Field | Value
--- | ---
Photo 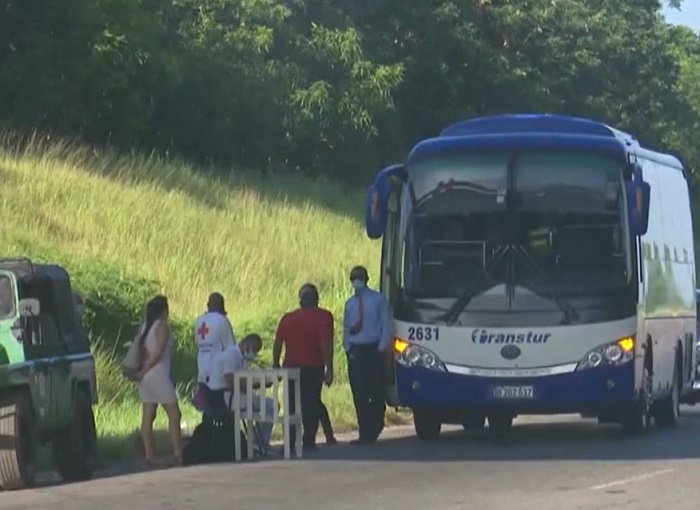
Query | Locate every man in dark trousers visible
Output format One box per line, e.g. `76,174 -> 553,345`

273,284 -> 333,451
298,283 -> 337,445
343,266 -> 393,445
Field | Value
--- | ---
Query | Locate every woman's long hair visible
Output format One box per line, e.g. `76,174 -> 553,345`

139,295 -> 169,345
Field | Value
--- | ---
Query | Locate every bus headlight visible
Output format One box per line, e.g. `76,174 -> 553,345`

393,338 -> 446,372
576,336 -> 635,371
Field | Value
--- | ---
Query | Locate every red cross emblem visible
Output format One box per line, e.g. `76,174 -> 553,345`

197,322 -> 209,340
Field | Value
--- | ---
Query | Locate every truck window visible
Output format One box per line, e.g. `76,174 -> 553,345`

0,275 -> 14,319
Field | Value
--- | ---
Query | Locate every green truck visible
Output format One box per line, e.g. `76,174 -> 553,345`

0,258 -> 97,490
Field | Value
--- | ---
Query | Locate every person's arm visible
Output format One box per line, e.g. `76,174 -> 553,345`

272,316 -> 285,368
140,321 -> 168,373
222,348 -> 259,392
327,311 -> 335,373
342,299 -> 352,353
319,317 -> 332,379
223,318 -> 236,349
224,371 -> 252,392
272,338 -> 283,369
377,293 -> 393,352
225,369 -> 266,390
318,318 -> 333,371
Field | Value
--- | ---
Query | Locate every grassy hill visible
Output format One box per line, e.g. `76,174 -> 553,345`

0,132 -> 405,463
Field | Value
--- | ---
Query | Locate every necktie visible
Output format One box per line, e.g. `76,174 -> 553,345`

351,294 -> 364,334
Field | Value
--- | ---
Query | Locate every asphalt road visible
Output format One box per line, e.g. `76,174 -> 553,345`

4,406 -> 700,510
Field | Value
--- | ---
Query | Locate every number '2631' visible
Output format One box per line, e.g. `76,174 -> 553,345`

407,326 -> 440,341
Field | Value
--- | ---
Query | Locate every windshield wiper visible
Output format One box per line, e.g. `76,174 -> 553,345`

441,246 -> 509,325
416,181 -> 497,207
510,246 -> 580,325
441,244 -> 581,326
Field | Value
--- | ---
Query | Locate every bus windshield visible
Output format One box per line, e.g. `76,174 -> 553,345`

398,151 -> 636,327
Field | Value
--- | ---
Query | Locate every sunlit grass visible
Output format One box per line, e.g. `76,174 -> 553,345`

0,131 -> 406,464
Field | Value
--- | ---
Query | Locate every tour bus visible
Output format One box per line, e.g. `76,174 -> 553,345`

365,114 -> 697,439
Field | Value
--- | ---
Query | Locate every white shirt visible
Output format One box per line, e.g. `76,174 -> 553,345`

211,345 -> 275,419
209,344 -> 246,390
194,311 -> 236,384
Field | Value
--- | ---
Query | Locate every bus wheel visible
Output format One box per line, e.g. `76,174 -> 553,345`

622,366 -> 652,436
654,355 -> 681,429
413,409 -> 441,440
462,415 -> 486,432
487,413 -> 513,437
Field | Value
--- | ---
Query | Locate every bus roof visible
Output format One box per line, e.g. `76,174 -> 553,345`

406,114 -> 683,171
440,114 -> 628,138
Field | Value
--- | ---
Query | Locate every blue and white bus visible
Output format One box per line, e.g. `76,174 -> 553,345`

365,114 -> 697,438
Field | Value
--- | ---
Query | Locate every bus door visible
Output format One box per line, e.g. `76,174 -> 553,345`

379,177 -> 405,406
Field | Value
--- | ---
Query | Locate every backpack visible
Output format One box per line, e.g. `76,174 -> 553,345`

182,419 -> 248,466
182,386 -> 248,466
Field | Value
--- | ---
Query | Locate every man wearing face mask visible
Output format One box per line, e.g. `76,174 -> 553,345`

273,284 -> 332,451
211,333 -> 275,451
343,266 -> 393,445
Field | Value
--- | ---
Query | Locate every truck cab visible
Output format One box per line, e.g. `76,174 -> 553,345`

0,258 -> 97,490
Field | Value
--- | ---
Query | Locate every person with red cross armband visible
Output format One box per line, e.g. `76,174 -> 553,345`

194,292 -> 236,388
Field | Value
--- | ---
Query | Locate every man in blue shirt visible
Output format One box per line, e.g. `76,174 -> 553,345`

343,265 -> 393,445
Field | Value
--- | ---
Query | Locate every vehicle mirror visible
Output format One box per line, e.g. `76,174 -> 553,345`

18,298 -> 40,317
625,164 -> 650,237
365,164 -> 407,239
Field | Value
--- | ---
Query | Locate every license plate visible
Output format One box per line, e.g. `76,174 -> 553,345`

493,385 -> 534,399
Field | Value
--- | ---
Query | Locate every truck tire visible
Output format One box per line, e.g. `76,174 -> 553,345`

0,392 -> 37,490
413,409 -> 441,440
622,365 -> 652,436
52,388 -> 97,482
654,354 -> 681,429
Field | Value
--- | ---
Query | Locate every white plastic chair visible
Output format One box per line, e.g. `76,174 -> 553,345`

232,368 -> 303,460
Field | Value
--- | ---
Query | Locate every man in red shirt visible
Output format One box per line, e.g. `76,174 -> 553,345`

273,284 -> 332,450
299,283 -> 337,445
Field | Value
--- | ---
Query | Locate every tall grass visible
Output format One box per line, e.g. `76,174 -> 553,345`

0,131 -> 404,463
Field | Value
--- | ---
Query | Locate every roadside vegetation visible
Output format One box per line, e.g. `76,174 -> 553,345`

0,135 -> 408,464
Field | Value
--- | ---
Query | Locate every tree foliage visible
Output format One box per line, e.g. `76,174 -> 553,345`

0,0 -> 699,183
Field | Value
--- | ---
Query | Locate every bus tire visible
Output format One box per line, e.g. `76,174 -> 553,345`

462,415 -> 486,432
654,353 -> 681,429
622,365 -> 652,436
413,409 -> 441,440
0,391 -> 37,490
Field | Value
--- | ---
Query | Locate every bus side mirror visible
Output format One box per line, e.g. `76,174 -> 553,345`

365,184 -> 386,240
625,165 -> 650,237
365,164 -> 407,239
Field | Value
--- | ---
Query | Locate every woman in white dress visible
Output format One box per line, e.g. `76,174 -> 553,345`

134,295 -> 182,466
